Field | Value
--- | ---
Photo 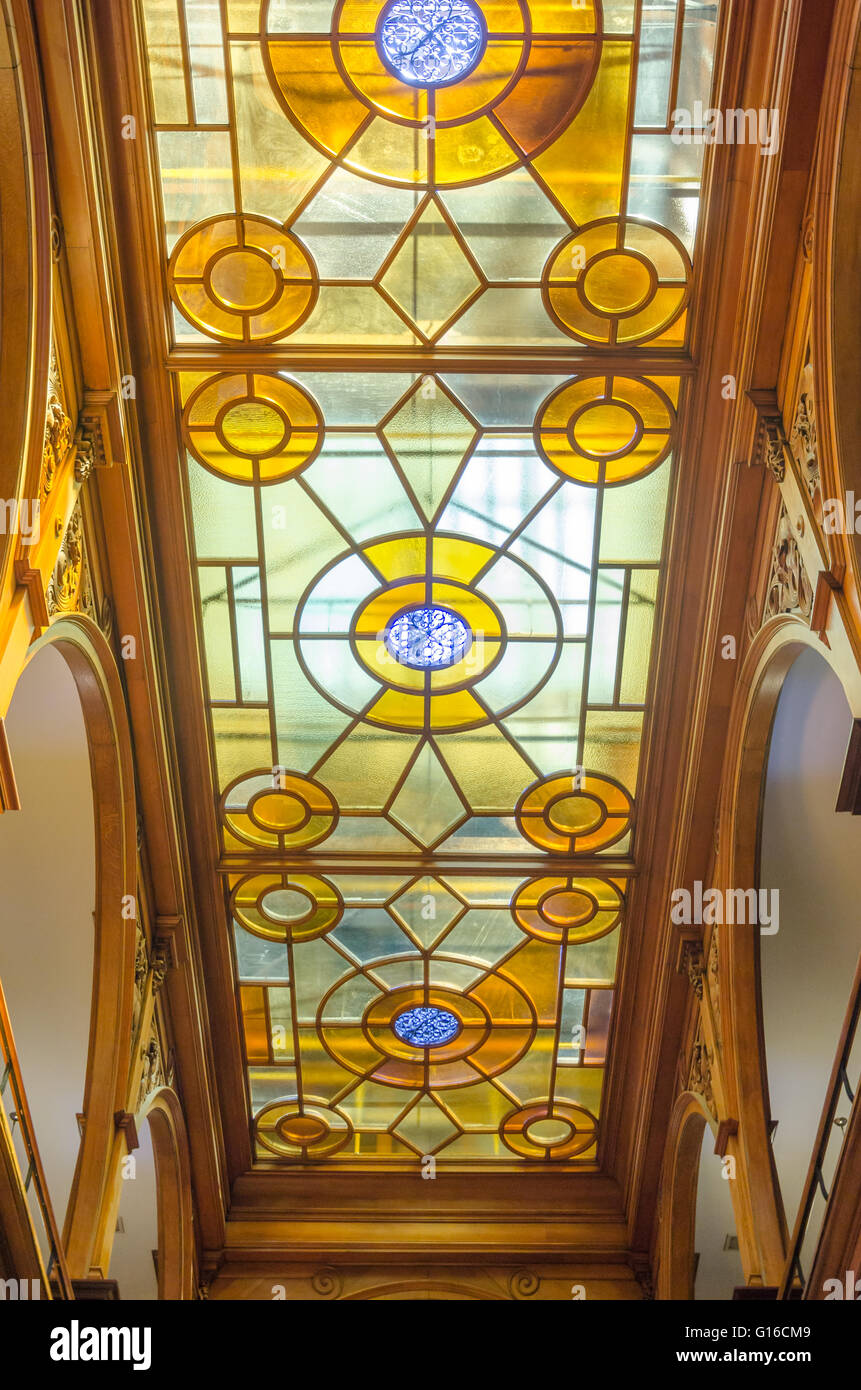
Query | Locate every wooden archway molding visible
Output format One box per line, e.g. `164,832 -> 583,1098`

16,615 -> 138,1277
715,619 -> 859,1286
656,1092 -> 711,1299
0,0 -> 52,595
140,1087 -> 196,1300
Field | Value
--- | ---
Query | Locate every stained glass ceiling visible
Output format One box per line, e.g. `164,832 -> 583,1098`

141,0 -> 720,1167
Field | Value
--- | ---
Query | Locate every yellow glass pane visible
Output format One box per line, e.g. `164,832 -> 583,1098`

241,986 -> 269,1063
482,1 -> 526,30
429,688 -> 486,729
142,0 -> 189,124
267,42 -> 370,157
367,688 -> 425,729
534,42 -> 632,223
434,115 -> 518,186
553,1066 -> 604,1113
336,40 -> 428,123
435,43 -> 524,124
364,536 -> 426,580
499,940 -> 562,1023
530,0 -> 599,32
432,536 -> 494,582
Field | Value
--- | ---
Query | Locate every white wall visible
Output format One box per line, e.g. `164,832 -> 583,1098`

759,648 -> 860,1236
0,645 -> 95,1228
111,1117 -> 159,1300
694,1120 -> 744,1299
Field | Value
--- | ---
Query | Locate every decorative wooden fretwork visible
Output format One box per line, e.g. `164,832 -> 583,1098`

764,506 -> 813,621
788,361 -> 819,502
41,346 -> 72,499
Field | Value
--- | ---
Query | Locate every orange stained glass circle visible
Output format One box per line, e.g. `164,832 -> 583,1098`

295,531 -> 559,734
543,218 -> 691,346
230,871 -> 344,943
222,769 -> 338,851
169,214 -> 318,343
263,0 -> 602,189
351,576 -> 504,694
512,875 -> 624,944
184,372 -> 323,485
319,975 -> 535,1090
501,1101 -> 598,1159
254,1100 -> 353,1159
516,772 -> 632,854
535,374 -> 676,486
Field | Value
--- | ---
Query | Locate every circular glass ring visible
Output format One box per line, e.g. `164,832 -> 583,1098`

393,1005 -> 461,1047
377,0 -> 487,88
385,604 -> 472,669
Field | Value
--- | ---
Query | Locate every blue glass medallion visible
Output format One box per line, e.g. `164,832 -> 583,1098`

385,604 -> 471,669
377,0 -> 487,88
394,1005 -> 460,1047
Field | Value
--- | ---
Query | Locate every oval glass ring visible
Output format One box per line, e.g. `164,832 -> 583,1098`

377,0 -> 487,88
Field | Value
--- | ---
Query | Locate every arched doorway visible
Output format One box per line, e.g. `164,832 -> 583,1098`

0,618 -> 138,1277
110,1117 -> 158,1300
693,1121 -> 744,1299
0,645 -> 95,1255
758,645 -> 860,1273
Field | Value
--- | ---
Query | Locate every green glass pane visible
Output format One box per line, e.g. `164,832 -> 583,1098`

565,928 -> 621,987
232,567 -> 267,702
156,130 -> 233,252
188,460 -> 259,560
588,569 -> 626,704
441,172 -> 568,282
234,924 -> 290,982
599,459 -> 671,564
620,569 -> 659,704
304,436 -> 420,540
198,567 -> 235,700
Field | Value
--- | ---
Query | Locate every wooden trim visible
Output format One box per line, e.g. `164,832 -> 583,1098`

12,560 -> 49,632
836,717 -> 861,813
141,1087 -> 196,1300
655,1093 -> 710,1300
17,617 -> 138,1278
0,716 -> 20,812
714,1119 -> 739,1159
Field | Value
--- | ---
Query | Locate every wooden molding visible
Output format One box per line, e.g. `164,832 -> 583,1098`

0,717 -> 20,812
154,915 -> 185,970
714,1118 -> 739,1158
13,559 -> 49,631
836,718 -> 861,813
77,389 -> 124,470
114,1111 -> 139,1151
810,568 -> 843,636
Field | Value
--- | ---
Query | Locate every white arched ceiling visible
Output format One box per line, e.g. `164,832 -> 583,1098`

694,1121 -> 744,1299
759,647 -> 860,1245
110,1116 -> 159,1300
0,644 -> 95,1229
